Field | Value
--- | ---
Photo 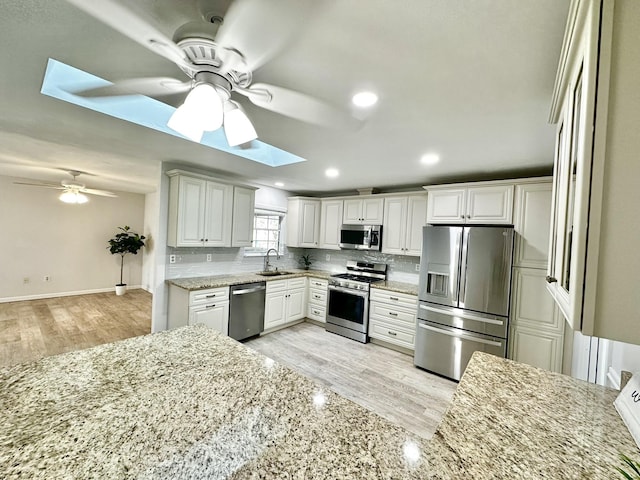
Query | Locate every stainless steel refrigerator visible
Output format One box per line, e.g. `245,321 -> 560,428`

414,225 -> 514,381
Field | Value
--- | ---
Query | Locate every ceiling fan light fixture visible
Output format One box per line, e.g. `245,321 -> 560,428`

224,102 -> 257,147
167,83 -> 223,141
59,190 -> 89,204
167,103 -> 205,142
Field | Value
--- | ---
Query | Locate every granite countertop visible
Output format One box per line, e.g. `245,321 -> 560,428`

371,280 -> 418,296
0,325 -> 429,479
426,351 -> 640,479
167,269 -> 332,290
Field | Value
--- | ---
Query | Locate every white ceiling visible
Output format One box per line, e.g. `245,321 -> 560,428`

0,0 -> 570,195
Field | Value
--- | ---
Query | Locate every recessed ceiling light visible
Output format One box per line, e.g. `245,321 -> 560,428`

352,91 -> 378,108
325,168 -> 339,178
274,182 -> 284,187
420,153 -> 440,165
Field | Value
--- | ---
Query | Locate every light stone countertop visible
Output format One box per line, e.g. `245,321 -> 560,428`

0,325 -> 431,479
426,351 -> 640,478
371,280 -> 418,296
166,269 -> 332,290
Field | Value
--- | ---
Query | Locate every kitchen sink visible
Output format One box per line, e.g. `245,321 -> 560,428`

257,271 -> 292,277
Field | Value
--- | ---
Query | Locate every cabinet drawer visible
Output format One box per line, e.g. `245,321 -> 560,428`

370,289 -> 418,308
369,318 -> 415,349
287,277 -> 307,290
189,286 -> 229,306
266,279 -> 287,293
308,278 -> 328,289
369,302 -> 416,326
307,304 -> 326,322
308,288 -> 327,306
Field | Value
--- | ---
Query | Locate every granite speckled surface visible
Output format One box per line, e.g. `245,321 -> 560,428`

0,325 -> 429,479
371,281 -> 418,296
167,269 -> 331,291
426,351 -> 640,479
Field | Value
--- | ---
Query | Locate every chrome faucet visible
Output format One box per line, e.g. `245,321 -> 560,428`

264,248 -> 280,272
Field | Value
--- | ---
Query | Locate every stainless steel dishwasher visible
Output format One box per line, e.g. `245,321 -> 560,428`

228,282 -> 266,341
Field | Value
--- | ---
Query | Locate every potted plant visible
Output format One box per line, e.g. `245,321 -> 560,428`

299,253 -> 313,270
108,226 -> 145,295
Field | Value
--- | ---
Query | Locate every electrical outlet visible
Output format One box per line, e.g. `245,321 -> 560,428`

169,254 -> 176,264
44,275 -> 51,282
206,254 -> 212,262
415,263 -> 420,272
326,254 -> 331,261
23,277 -> 30,284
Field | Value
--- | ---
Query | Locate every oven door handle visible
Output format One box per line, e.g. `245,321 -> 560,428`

418,323 -> 503,347
328,285 -> 369,298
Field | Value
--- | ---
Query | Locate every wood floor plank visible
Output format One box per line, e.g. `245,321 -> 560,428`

246,322 -> 457,440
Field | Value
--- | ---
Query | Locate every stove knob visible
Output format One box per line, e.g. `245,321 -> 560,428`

359,285 -> 365,290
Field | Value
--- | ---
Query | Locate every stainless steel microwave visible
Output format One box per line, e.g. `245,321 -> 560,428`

339,224 -> 382,251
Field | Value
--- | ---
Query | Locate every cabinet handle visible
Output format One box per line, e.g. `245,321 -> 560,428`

206,304 -> 216,308
314,295 -> 321,299
545,276 -> 558,284
466,215 -> 471,219
389,312 -> 398,317
389,296 -> 399,301
388,331 -> 397,336
205,294 -> 217,298
200,238 -> 204,242
460,215 -> 464,219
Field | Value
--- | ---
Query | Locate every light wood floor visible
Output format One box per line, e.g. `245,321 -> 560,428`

0,289 -> 152,368
246,322 -> 457,440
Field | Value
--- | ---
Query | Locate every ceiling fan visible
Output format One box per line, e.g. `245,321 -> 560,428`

14,170 -> 118,204
65,0 -> 362,146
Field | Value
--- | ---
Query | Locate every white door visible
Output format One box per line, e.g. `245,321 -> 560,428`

405,194 -> 428,256
362,198 -> 384,224
204,182 -> 233,247
232,186 -> 255,247
299,200 -> 320,248
286,289 -> 306,322
465,185 -> 514,224
342,199 -> 363,224
189,303 -> 229,335
382,196 -> 407,255
264,291 -> 286,329
319,199 -> 343,250
426,189 -> 466,224
177,176 -> 206,246
513,182 -> 552,268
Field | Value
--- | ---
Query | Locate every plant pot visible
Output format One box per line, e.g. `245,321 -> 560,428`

115,284 -> 127,296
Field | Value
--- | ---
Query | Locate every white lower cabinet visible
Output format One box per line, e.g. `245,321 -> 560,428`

368,289 -> 417,350
307,278 -> 328,323
168,285 -> 230,336
264,278 -> 307,330
509,267 -> 563,372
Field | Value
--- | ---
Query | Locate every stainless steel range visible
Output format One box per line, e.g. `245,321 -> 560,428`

326,261 -> 387,343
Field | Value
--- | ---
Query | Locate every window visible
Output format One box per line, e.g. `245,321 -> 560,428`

245,209 -> 284,256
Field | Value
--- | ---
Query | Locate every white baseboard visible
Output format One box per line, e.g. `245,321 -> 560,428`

608,366 -> 621,390
0,285 -> 144,303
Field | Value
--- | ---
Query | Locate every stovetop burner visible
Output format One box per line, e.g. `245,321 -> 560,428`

328,261 -> 388,291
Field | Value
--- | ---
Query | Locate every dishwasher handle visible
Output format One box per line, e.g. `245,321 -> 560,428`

232,285 -> 266,295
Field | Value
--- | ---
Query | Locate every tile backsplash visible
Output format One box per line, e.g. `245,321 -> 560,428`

167,246 -> 420,285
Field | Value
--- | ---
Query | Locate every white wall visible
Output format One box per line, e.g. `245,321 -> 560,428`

141,189 -> 158,293
0,174 -> 145,301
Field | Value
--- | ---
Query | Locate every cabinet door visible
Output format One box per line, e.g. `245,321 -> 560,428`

189,302 -> 229,336
465,185 -> 514,224
264,291 -> 286,329
176,176 -> 206,246
509,326 -> 563,373
299,200 -> 320,248
362,198 -> 384,224
286,288 -> 306,322
319,199 -> 343,250
381,196 -> 407,255
513,183 -> 552,268
426,189 -> 466,224
231,186 -> 255,247
203,181 -> 233,247
343,199 -> 363,224
405,194 -> 428,256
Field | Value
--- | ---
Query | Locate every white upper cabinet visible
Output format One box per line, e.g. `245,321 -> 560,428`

319,199 -> 343,250
287,197 -> 320,248
546,0 -> 640,344
425,183 -> 514,224
382,194 -> 427,256
231,186 -> 255,247
342,197 -> 384,224
513,181 -> 552,269
167,170 -> 254,248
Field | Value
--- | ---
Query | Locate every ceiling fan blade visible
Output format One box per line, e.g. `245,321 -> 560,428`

82,188 -> 118,198
73,77 -> 191,98
239,83 -> 363,131
13,181 -> 64,190
215,0 -> 317,72
64,0 -> 190,70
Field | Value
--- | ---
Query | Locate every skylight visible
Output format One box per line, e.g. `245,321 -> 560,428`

40,58 -> 306,167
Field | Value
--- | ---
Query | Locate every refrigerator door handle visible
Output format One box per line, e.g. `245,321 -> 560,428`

418,304 -> 505,326
458,226 -> 470,305
418,323 -> 504,347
